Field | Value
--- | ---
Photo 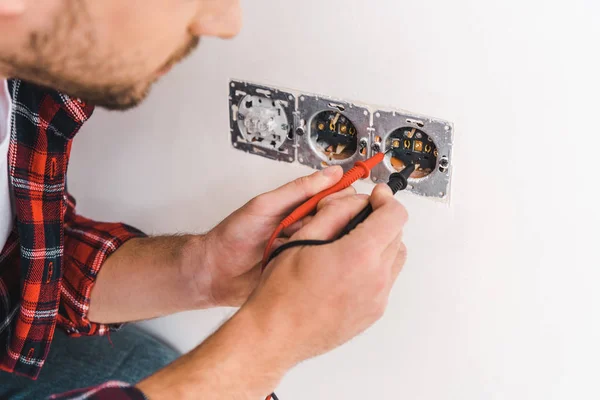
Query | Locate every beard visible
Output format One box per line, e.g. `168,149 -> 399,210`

63,35 -> 201,111
4,35 -> 200,111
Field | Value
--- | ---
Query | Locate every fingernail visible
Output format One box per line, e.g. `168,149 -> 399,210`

323,166 -> 340,177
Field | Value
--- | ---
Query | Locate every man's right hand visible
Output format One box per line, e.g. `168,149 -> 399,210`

137,184 -> 408,399
246,183 -> 408,364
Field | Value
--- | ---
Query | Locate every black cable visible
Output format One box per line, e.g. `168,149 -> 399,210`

266,239 -> 333,265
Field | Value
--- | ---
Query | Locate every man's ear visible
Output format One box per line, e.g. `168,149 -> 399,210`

0,0 -> 25,16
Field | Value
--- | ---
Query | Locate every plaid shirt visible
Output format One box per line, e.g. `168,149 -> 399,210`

0,79 -> 147,398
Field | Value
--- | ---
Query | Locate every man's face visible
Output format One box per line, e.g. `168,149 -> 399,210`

0,0 -> 242,110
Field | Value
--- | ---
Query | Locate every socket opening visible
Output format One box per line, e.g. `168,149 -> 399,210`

310,110 -> 358,161
385,127 -> 438,179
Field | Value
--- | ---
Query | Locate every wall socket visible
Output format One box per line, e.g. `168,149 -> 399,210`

229,79 -> 454,201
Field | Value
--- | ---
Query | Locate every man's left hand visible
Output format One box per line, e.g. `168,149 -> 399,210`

194,166 -> 352,307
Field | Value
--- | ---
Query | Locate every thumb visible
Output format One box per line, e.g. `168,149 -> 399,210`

256,166 -> 344,215
370,183 -> 394,210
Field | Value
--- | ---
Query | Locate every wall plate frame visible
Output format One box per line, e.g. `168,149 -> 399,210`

228,79 -> 454,202
370,110 -> 454,200
229,80 -> 296,163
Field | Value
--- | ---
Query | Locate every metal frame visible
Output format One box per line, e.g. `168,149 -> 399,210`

229,80 -> 296,163
370,110 -> 454,200
296,94 -> 371,172
228,79 -> 455,202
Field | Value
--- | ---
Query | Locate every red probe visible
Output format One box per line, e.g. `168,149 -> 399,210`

261,152 -> 385,269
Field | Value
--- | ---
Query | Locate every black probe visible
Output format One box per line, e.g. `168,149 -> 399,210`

336,163 -> 416,238
266,163 -> 416,265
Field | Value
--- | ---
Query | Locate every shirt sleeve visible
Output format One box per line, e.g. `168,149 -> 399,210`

57,192 -> 146,336
49,381 -> 147,400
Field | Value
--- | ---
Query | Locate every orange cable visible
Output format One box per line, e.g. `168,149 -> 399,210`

261,152 -> 385,269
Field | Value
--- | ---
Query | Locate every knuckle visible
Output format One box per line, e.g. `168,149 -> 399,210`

317,198 -> 330,210
319,194 -> 338,208
297,174 -> 312,185
293,175 -> 312,198
373,272 -> 389,294
353,246 -> 377,267
322,196 -> 348,212
394,202 -> 409,224
371,296 -> 388,320
351,194 -> 370,205
247,193 -> 267,210
377,299 -> 389,319
399,242 -> 408,257
396,243 -> 409,269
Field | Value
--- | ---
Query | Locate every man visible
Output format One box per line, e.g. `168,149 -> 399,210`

0,0 -> 408,399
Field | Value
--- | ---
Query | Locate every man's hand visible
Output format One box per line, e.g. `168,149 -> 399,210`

89,166 -> 350,323
137,185 -> 408,399
246,184 -> 408,362
190,166 -> 351,307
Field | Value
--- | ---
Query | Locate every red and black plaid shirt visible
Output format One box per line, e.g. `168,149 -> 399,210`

0,79 -> 147,398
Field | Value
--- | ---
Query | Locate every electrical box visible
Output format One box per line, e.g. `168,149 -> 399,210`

229,80 -> 454,201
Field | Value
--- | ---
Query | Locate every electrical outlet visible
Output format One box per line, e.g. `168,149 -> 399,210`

370,110 -> 454,200
228,79 -> 454,201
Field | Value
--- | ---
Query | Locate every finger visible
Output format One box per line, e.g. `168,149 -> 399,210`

317,186 -> 357,212
340,184 -> 408,253
379,231 -> 406,277
391,241 -> 408,282
370,183 -> 394,209
381,239 -> 408,296
292,194 -> 370,241
254,166 -> 344,216
369,230 -> 403,277
282,216 -> 314,237
271,237 -> 289,251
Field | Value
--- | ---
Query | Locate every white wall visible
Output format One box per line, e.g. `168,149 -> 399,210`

68,0 -> 599,399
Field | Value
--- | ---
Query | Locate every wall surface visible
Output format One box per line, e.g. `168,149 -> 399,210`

68,0 -> 599,399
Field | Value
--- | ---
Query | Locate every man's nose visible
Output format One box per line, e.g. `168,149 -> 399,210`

189,0 -> 242,39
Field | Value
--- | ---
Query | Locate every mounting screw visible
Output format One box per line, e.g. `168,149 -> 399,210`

439,156 -> 449,173
296,127 -> 305,136
359,139 -> 368,155
371,142 -> 381,154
